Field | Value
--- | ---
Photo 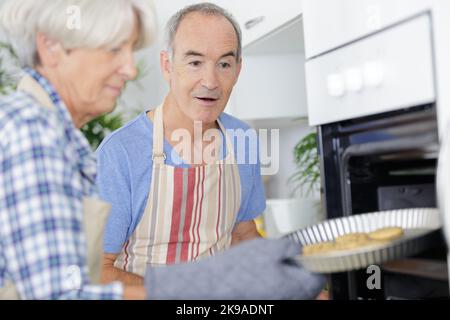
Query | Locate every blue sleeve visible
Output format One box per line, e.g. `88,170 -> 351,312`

236,162 -> 267,223
96,140 -> 132,254
235,129 -> 266,223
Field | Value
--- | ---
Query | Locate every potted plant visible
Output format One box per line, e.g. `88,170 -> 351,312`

289,131 -> 321,197
262,130 -> 324,239
0,41 -> 20,94
276,130 -> 324,231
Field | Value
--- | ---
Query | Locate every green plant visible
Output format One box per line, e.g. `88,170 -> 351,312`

80,113 -> 125,150
0,42 -> 19,94
289,132 -> 321,197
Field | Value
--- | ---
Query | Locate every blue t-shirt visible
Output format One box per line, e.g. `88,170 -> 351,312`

96,112 -> 267,254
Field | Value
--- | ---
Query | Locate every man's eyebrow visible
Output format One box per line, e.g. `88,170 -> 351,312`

184,50 -> 204,58
183,51 -> 237,59
220,51 -> 236,59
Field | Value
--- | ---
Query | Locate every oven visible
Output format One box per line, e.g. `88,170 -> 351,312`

303,1 -> 450,300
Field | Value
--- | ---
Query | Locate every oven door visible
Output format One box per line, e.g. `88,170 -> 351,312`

437,123 -> 450,291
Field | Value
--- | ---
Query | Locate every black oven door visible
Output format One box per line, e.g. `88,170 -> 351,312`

318,104 -> 448,299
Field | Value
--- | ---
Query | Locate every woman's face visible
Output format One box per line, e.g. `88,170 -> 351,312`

38,20 -> 140,128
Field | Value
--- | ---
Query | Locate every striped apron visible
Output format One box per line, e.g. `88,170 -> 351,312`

114,104 -> 242,276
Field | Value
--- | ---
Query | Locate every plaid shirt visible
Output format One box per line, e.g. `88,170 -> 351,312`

0,69 -> 123,299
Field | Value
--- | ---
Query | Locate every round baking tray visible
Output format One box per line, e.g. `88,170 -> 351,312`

288,208 -> 442,273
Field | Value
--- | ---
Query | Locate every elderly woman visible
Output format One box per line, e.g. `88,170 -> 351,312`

0,0 -> 155,300
0,0 -> 324,300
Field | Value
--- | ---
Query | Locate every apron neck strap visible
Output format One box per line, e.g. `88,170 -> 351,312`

152,103 -> 236,165
17,75 -> 56,111
152,103 -> 166,165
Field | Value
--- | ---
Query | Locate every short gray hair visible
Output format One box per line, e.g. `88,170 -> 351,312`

165,2 -> 242,61
0,0 -> 158,68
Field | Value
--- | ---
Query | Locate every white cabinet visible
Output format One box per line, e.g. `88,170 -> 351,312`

227,50 -> 308,121
154,0 -> 303,49
224,13 -> 308,121
217,0 -> 303,48
303,0 -> 433,59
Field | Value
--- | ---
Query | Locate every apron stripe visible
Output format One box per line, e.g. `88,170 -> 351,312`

153,167 -> 173,266
166,168 -> 184,264
174,169 -> 189,263
215,164 -> 222,245
191,165 -> 202,260
195,165 -> 206,259
123,240 -> 130,270
221,163 -> 227,241
145,164 -> 161,266
232,165 -> 240,222
181,169 -> 195,261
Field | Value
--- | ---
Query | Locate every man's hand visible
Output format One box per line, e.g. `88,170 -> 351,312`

231,220 -> 261,245
102,253 -> 144,286
123,285 -> 146,300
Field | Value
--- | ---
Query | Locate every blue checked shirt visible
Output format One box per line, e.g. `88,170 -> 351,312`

0,69 -> 123,299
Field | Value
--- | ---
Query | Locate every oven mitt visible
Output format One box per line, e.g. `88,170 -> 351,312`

145,237 -> 325,300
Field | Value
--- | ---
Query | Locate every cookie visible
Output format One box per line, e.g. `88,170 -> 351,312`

335,232 -> 370,245
302,241 -> 337,256
335,238 -> 387,251
301,227 -> 404,256
368,227 -> 404,241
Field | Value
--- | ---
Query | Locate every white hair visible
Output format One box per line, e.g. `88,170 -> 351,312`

165,2 -> 242,61
0,0 -> 157,68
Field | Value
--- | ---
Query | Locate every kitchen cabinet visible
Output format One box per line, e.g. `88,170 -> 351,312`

303,0 -> 432,59
225,17 -> 308,121
216,0 -> 303,48
227,52 -> 307,121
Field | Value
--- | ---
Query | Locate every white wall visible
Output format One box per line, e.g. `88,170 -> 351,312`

251,119 -> 313,199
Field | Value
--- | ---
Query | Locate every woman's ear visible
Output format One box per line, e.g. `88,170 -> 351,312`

160,50 -> 172,83
35,32 -> 64,68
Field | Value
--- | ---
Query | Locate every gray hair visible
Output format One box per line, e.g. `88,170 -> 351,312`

0,0 -> 158,68
165,2 -> 242,61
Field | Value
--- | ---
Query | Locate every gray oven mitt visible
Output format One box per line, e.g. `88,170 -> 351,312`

145,238 -> 325,300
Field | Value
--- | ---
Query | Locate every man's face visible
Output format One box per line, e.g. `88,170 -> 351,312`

162,12 -> 242,125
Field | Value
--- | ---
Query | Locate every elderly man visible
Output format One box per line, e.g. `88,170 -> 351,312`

98,3 -> 266,283
0,0 -> 325,300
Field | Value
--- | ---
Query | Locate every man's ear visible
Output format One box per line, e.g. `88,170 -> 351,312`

160,50 -> 172,82
35,32 -> 64,68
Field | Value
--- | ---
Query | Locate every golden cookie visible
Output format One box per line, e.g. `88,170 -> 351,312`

335,238 -> 386,251
368,227 -> 404,241
335,232 -> 370,245
303,241 -> 337,256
